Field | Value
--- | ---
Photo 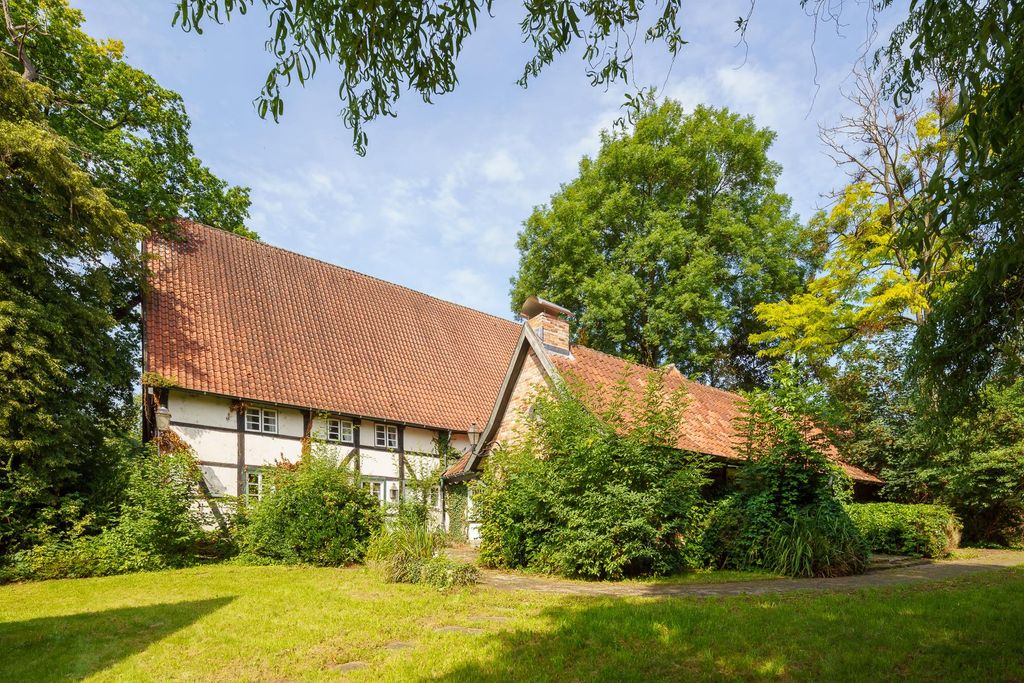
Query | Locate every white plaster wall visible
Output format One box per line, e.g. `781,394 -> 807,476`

173,425 -> 236,464
404,452 -> 441,479
245,433 -> 303,466
271,406 -> 305,438
449,434 -> 471,453
359,420 -> 378,447
168,392 -> 454,524
360,448 -> 399,478
403,426 -> 437,454
200,464 -> 236,497
168,391 -> 235,429
466,486 -> 481,544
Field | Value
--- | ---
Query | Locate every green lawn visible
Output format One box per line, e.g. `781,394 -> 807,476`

2,564 -> 1023,682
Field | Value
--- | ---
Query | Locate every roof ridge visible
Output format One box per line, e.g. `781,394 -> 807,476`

171,219 -> 520,330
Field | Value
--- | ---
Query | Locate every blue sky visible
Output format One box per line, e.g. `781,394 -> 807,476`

78,1 -> 900,320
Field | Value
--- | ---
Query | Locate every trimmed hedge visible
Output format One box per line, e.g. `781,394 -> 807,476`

846,503 -> 961,558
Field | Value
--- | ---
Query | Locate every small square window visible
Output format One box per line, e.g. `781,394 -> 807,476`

245,407 -> 278,434
246,470 -> 263,500
375,424 -> 398,449
327,418 -> 354,443
261,409 -> 278,434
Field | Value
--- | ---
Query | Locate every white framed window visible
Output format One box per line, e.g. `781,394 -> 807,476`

245,470 -> 263,500
375,424 -> 398,449
326,418 -> 354,444
245,407 -> 278,434
371,481 -> 383,500
361,480 -> 384,502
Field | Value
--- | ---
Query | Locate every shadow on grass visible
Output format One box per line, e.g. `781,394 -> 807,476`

435,568 -> 1024,681
0,596 -> 234,682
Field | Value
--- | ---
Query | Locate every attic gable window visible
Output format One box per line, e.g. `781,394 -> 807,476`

375,424 -> 398,449
245,407 -> 278,434
327,418 -> 354,444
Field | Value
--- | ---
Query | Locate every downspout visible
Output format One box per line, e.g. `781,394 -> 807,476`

440,429 -> 451,531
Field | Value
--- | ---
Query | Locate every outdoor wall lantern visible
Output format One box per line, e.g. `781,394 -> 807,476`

467,422 -> 480,448
155,405 -> 172,433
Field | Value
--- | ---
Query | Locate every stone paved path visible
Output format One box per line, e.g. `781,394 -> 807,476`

451,547 -> 1024,598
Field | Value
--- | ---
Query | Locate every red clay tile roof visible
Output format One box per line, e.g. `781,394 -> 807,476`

550,345 -> 881,484
443,450 -> 473,478
144,220 -> 521,431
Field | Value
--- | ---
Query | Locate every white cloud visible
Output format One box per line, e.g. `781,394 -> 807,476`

481,149 -> 523,183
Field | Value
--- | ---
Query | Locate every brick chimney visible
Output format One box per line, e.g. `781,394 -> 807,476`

521,295 -> 572,355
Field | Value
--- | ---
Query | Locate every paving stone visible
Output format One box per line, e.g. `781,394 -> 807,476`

330,661 -> 368,671
472,549 -> 1024,598
383,641 -> 414,650
435,626 -> 485,634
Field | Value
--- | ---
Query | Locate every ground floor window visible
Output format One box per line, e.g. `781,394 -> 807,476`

246,470 -> 263,500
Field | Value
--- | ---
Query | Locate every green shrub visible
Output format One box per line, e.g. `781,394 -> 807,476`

477,371 -> 710,580
704,366 -> 869,577
847,503 -> 961,557
4,450 -> 213,581
238,455 -> 383,566
420,555 -> 479,589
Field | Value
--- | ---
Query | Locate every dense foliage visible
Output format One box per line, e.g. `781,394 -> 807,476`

0,61 -> 145,554
748,67 -> 1024,548
884,0 -> 1024,401
3,0 -> 252,234
847,503 -> 960,558
704,368 -> 867,577
175,0 -> 687,153
476,371 -> 710,579
512,98 -> 816,390
929,379 -> 1024,545
238,455 -> 383,566
0,1 -> 251,555
3,449 -> 213,581
752,74 -> 958,367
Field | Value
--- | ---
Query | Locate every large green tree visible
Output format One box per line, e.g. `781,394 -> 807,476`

884,0 -> 1024,407
752,73 -> 960,367
0,0 -> 252,553
3,0 -> 253,235
511,99 -> 816,390
171,0 -> 1023,402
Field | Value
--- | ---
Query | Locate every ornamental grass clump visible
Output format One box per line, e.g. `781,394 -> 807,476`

476,371 -> 711,580
704,366 -> 868,578
366,518 -> 478,589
